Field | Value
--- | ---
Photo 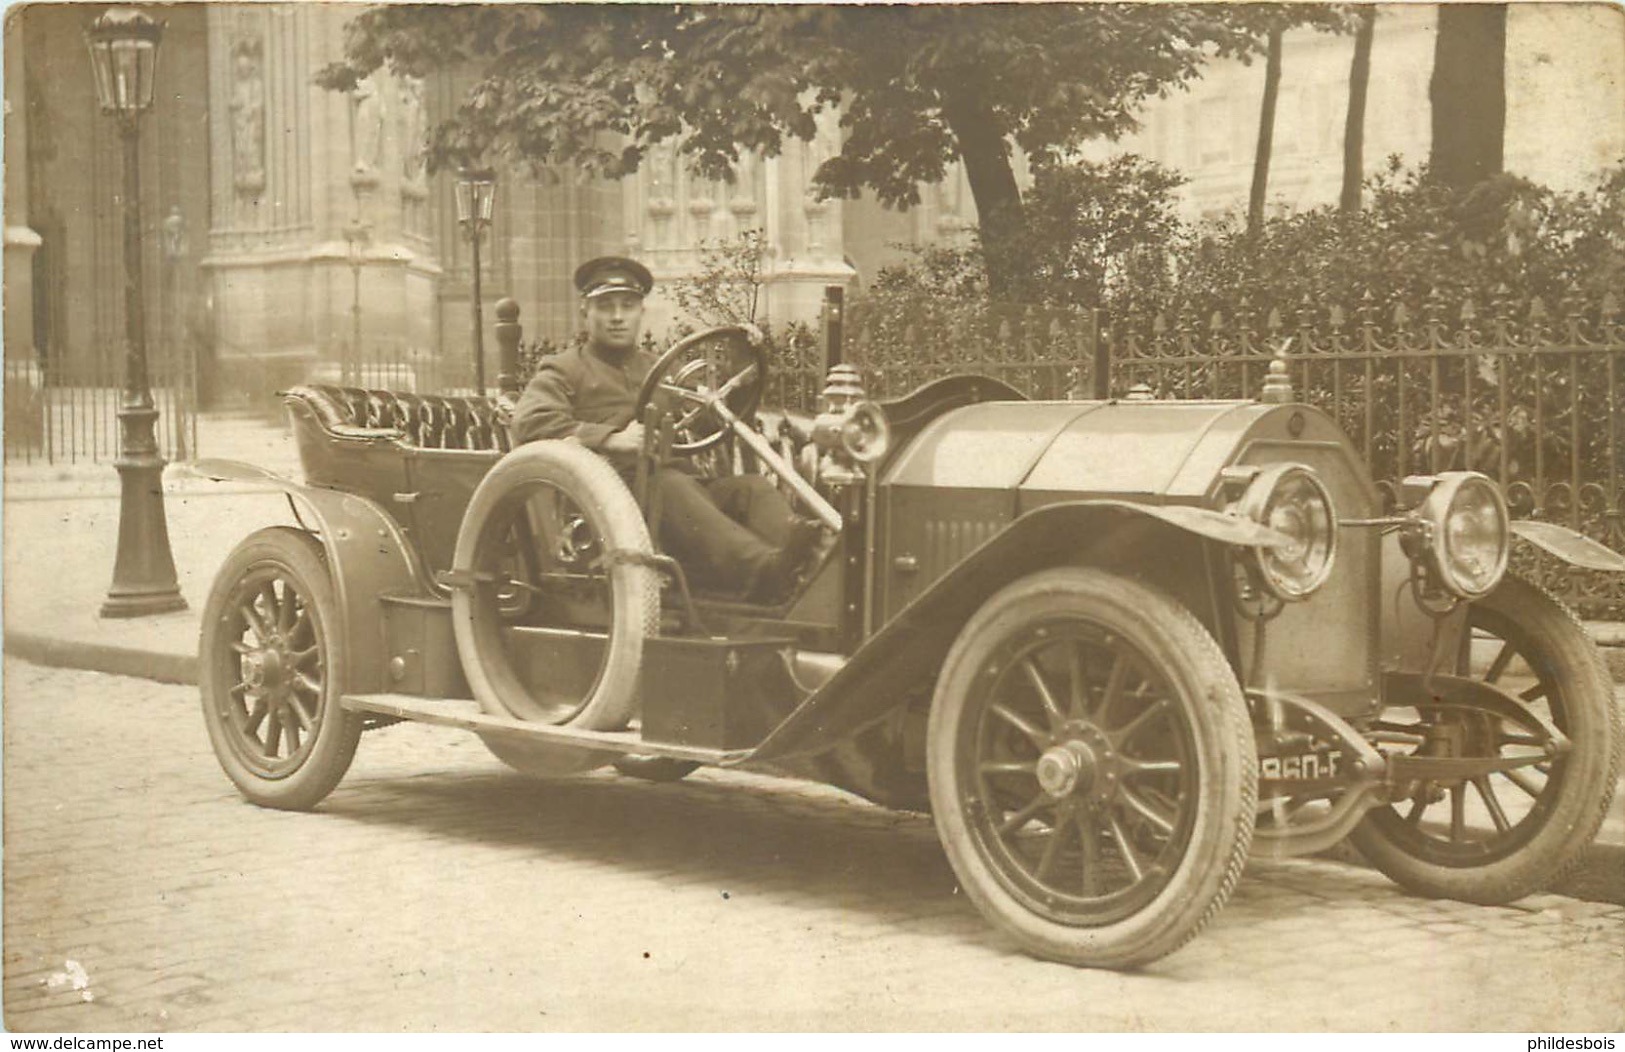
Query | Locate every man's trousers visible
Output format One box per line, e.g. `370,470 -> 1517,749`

648,469 -> 794,594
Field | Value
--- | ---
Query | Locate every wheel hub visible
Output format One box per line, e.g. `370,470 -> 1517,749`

242,646 -> 287,692
1037,721 -> 1122,803
1036,741 -> 1095,798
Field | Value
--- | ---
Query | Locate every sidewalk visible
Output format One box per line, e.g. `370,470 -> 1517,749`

3,411 -> 1624,903
4,412 -> 303,683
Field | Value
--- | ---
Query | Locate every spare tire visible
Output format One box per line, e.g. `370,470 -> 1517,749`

451,440 -> 660,775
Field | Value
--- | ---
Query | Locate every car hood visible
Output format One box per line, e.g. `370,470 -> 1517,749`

881,399 -> 1278,500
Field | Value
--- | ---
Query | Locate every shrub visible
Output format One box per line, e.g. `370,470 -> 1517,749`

1162,158 -> 1625,316
667,228 -> 770,327
1009,155 -> 1188,309
861,160 -> 1625,612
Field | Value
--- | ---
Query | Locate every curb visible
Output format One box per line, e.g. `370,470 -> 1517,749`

4,632 -> 197,687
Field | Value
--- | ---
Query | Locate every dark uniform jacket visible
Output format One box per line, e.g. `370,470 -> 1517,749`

509,344 -> 658,451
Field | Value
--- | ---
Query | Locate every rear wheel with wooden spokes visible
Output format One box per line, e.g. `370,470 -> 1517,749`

200,527 -> 361,810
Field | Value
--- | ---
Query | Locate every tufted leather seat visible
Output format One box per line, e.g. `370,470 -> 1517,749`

282,384 -> 522,578
283,384 -> 513,452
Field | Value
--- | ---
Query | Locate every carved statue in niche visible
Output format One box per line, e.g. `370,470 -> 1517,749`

350,74 -> 386,186
729,151 -> 759,217
802,115 -> 840,254
646,141 -> 677,215
229,37 -> 266,197
644,141 -> 678,250
398,75 -> 426,186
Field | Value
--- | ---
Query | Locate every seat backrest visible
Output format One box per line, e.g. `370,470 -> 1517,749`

282,385 -> 516,578
284,384 -> 512,453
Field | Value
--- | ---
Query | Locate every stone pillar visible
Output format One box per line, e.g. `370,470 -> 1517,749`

200,4 -> 440,407
3,17 -> 40,365
760,107 -> 858,325
3,15 -> 44,454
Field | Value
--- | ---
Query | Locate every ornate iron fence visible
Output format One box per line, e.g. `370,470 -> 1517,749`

795,300 -> 1100,411
838,290 -> 1624,619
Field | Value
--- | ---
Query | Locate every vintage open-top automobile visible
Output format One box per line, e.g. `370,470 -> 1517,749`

197,324 -> 1624,968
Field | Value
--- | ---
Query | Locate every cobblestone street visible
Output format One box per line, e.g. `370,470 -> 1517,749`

4,659 -> 1622,1033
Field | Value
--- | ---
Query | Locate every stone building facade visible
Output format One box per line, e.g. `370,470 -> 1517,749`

1087,5 -> 1625,222
2,3 -> 977,406
8,4 -> 1616,408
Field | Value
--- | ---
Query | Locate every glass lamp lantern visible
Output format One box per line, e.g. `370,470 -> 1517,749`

85,7 -> 164,118
455,168 -> 497,231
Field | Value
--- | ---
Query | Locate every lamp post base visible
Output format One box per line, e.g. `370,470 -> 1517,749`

100,417 -> 187,619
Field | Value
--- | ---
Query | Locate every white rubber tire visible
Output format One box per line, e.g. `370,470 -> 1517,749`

451,440 -> 660,775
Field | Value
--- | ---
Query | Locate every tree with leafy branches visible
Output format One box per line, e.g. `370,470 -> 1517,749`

1005,155 -> 1189,309
320,4 -> 1331,296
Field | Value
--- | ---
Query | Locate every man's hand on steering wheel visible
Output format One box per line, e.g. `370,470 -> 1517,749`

633,325 -> 768,455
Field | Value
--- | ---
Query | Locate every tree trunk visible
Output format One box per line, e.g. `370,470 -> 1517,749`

1340,7 -> 1376,213
1248,26 -> 1284,235
941,93 -> 1026,299
1429,4 -> 1507,190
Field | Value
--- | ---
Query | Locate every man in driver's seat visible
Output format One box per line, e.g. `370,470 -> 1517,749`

510,256 -> 820,604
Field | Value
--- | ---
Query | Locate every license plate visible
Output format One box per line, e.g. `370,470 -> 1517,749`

1259,748 -> 1344,782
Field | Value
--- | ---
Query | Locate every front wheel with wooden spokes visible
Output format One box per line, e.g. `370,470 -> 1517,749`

1349,575 -> 1621,903
928,568 -> 1256,969
200,527 -> 362,810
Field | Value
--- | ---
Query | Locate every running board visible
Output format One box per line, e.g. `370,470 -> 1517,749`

341,694 -> 750,766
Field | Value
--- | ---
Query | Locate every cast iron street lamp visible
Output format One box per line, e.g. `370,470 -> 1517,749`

342,217 -> 371,386
86,6 -> 185,617
455,167 -> 496,393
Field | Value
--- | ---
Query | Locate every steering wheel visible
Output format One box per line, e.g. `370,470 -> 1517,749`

633,325 -> 767,455
631,323 -> 845,533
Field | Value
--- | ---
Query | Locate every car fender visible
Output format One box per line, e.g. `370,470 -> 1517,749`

193,459 -> 423,694
1509,521 -> 1625,573
746,498 -> 1289,763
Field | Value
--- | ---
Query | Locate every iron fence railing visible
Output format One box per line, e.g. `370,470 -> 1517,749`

800,300 -> 1098,412
23,288 -> 1612,617
4,354 -> 198,466
838,290 -> 1624,619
